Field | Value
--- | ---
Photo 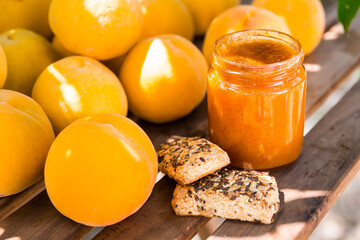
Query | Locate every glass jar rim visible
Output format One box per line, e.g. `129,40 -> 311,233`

212,29 -> 304,72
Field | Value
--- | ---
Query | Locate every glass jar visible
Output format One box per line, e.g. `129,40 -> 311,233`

207,30 -> 306,170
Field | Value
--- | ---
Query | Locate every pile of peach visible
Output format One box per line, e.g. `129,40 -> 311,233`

0,0 -> 325,227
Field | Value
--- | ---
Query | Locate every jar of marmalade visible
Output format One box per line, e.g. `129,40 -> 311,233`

208,30 -> 306,170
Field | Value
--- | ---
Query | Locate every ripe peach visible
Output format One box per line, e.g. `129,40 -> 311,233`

120,34 -> 207,123
32,56 -> 128,134
0,90 -> 54,197
0,29 -> 58,95
253,0 -> 325,55
0,0 -> 52,38
0,44 -> 6,88
138,0 -> 194,41
52,35 -> 125,74
180,0 -> 240,35
45,113 -> 157,226
49,0 -> 143,60
203,5 -> 291,63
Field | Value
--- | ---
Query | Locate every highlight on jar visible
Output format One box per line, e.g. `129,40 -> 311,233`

207,29 -> 306,170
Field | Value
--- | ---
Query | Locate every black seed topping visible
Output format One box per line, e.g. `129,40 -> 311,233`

158,137 -> 213,171
187,168 -> 276,202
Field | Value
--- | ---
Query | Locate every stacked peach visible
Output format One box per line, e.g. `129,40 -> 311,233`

0,0 -> 326,227
0,90 -> 54,197
0,29 -> 58,95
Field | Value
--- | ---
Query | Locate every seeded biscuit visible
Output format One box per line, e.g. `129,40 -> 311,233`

158,137 -> 230,185
172,168 -> 279,224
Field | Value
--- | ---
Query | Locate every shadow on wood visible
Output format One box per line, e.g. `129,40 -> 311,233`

94,177 -> 209,240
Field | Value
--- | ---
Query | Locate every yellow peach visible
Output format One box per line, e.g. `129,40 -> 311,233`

253,0 -> 325,55
0,0 -> 52,38
203,5 -> 291,63
0,90 -> 54,197
49,0 -> 143,60
45,113 -> 157,226
52,35 -> 128,75
120,34 -> 207,123
32,56 -> 128,134
138,0 -> 194,41
0,44 -> 7,88
180,0 -> 240,35
0,29 -> 59,95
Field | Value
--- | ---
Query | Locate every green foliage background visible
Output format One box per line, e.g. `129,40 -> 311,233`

338,0 -> 360,32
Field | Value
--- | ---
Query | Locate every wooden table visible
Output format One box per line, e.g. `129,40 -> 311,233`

1,1 -> 360,239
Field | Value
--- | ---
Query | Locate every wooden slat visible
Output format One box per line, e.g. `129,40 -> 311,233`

0,2 -> 346,239
304,18 -> 360,117
94,177 -> 208,240
0,191 -> 92,240
0,180 -> 44,222
210,77 -> 360,240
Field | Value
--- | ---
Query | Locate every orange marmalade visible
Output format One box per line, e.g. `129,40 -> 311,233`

208,30 -> 306,170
